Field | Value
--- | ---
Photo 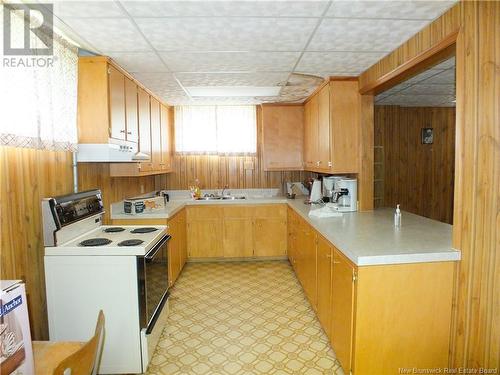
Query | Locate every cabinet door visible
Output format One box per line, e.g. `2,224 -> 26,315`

160,104 -> 171,171
309,95 -> 319,168
317,84 -> 331,171
223,218 -> 254,258
317,236 -> 332,338
253,218 -> 287,257
331,248 -> 356,374
178,209 -> 187,270
108,65 -> 126,140
137,88 -> 152,171
303,227 -> 317,308
150,98 -> 162,171
125,77 -> 139,143
287,209 -> 297,266
303,100 -> 313,169
261,105 -> 304,171
187,219 -> 223,258
168,218 -> 180,286
330,80 -> 360,173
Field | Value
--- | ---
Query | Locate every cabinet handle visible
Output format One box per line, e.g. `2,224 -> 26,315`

127,131 -> 132,135
328,161 -> 332,167
120,129 -> 126,133
333,260 -> 340,264
316,161 -> 320,166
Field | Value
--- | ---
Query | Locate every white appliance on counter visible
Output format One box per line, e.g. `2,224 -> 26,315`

42,189 -> 169,374
330,178 -> 358,212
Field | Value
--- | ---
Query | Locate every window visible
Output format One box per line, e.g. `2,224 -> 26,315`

175,105 -> 257,155
0,8 -> 78,151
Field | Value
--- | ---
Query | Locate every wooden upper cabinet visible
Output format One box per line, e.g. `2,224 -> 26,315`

330,80 -> 360,173
159,104 -> 172,171
317,84 -> 331,171
330,248 -> 356,374
302,78 -> 361,174
137,87 -> 151,160
261,105 -> 304,171
124,77 -> 139,143
150,98 -> 162,170
108,65 -> 126,141
78,56 -> 173,176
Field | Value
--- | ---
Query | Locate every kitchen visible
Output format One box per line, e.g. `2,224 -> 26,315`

1,1 -> 499,375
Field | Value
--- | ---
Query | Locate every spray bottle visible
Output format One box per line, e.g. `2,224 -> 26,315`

394,204 -> 402,228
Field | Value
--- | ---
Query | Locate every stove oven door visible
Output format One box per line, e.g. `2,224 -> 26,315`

139,234 -> 171,333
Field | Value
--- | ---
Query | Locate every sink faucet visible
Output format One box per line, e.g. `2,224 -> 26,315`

220,184 -> 229,197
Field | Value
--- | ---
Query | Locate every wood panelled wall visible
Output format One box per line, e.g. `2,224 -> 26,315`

157,106 -> 314,190
374,106 -> 456,224
361,1 -> 500,368
0,146 -> 74,340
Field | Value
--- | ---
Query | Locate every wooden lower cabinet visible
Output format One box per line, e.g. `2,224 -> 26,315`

286,207 -> 455,375
187,204 -> 287,259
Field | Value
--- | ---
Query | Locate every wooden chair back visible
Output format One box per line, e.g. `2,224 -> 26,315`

53,310 -> 105,375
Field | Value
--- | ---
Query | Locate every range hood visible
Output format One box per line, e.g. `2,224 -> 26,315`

77,144 -> 150,162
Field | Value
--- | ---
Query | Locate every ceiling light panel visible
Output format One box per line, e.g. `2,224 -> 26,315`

296,51 -> 387,74
122,1 -> 329,17
159,51 -> 300,73
135,17 -> 317,51
61,18 -> 151,52
175,72 -> 289,87
326,0 -> 457,20
53,1 -> 125,18
308,18 -> 428,52
109,52 -> 169,73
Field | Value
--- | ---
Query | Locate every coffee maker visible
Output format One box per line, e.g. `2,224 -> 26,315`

331,178 -> 358,212
322,176 -> 345,202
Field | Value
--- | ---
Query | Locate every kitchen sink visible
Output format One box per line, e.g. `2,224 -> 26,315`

195,195 -> 246,201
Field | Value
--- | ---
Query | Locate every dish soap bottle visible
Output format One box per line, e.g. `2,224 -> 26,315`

394,204 -> 402,228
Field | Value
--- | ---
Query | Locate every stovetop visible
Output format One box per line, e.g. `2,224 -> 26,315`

45,225 -> 168,256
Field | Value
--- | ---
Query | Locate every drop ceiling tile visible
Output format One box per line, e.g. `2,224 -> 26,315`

109,52 -> 169,73
131,72 -> 184,96
53,1 -> 125,18
160,52 -> 300,73
61,18 -> 150,52
123,1 -> 329,17
430,56 -> 456,70
401,69 -> 443,85
135,17 -> 317,51
421,69 -> 455,84
399,83 -> 455,96
176,72 -> 289,87
377,94 -> 453,107
296,51 -> 387,75
308,18 -> 428,52
326,0 -> 456,20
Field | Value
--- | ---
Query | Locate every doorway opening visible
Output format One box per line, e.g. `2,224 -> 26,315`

373,53 -> 456,224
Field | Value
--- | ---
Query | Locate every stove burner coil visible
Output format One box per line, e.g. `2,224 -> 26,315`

130,227 -> 158,234
103,227 -> 125,233
79,238 -> 112,247
118,239 -> 145,247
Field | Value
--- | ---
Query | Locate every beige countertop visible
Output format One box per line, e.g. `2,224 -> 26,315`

110,192 -> 460,266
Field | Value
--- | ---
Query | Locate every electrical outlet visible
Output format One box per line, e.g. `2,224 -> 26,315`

140,184 -> 145,194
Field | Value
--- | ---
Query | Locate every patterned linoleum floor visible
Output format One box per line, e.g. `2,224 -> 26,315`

147,261 -> 344,375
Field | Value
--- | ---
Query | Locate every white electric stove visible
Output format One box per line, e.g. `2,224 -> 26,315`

42,189 -> 170,374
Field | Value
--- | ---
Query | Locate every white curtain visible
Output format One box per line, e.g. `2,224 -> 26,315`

175,105 -> 257,155
0,8 -> 78,151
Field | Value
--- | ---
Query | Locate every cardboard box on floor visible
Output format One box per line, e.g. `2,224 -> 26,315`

0,281 -> 34,375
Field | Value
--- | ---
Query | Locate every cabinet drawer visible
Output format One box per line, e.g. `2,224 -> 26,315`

253,204 -> 286,218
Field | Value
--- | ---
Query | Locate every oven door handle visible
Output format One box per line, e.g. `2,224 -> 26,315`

145,234 -> 171,261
